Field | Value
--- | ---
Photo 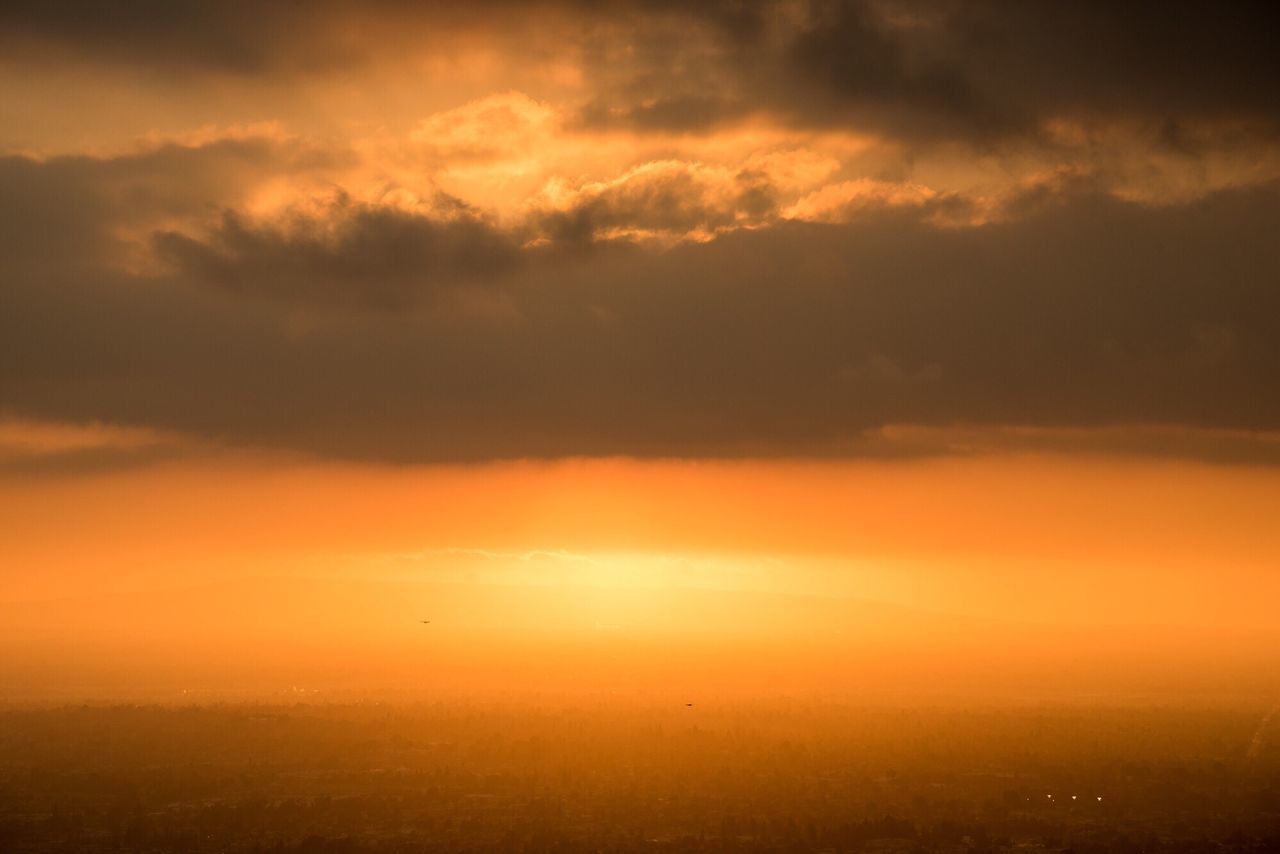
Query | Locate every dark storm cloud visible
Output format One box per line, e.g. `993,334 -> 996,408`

577,0 -> 1280,141
782,1 -> 1011,138
0,138 -> 340,273
0,0 -> 761,75
578,95 -> 750,134
155,197 -> 522,311
940,1 -> 1280,125
0,1 -> 348,73
3,140 -> 1280,463
0,0 -> 441,74
8,2 -> 1278,144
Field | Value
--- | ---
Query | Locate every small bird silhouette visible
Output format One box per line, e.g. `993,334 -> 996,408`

685,703 -> 693,707
421,620 -> 431,624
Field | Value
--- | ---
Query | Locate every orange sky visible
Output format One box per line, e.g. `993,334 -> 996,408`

4,430 -> 1279,628
2,2 -> 1279,698
5,443 -> 1280,700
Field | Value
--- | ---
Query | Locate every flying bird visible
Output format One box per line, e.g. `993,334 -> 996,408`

421,620 -> 431,624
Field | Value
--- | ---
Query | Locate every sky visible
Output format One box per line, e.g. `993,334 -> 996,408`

2,1 -> 1279,697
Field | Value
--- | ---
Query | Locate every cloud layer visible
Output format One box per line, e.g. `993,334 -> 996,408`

2,2 -> 1280,463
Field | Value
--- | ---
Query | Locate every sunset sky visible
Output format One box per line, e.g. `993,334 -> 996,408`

2,1 -> 1279,697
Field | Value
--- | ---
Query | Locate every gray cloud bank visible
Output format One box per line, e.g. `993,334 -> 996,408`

4,2 -> 1279,141
3,140 -> 1280,463
3,1 -> 1280,464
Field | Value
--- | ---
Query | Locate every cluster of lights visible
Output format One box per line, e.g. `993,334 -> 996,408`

1027,795 -> 1105,802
